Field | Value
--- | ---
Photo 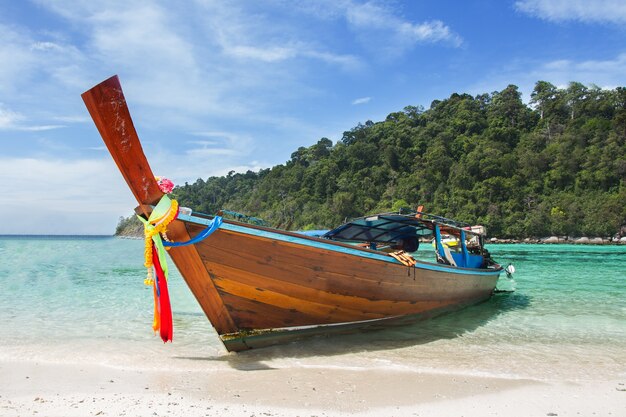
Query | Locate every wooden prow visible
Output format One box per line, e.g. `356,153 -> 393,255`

81,75 -> 163,212
82,75 -> 238,335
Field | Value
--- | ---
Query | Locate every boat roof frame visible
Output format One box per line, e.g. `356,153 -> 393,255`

323,210 -> 484,245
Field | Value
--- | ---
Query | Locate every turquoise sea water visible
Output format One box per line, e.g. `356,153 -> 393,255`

0,237 -> 624,381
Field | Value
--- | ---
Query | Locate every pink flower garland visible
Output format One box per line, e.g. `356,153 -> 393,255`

155,176 -> 174,194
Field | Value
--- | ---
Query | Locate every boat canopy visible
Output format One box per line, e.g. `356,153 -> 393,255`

323,211 -> 483,245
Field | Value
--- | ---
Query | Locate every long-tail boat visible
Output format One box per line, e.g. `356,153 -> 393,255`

82,75 -> 505,352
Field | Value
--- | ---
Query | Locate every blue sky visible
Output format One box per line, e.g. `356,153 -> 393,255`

1,0 -> 625,234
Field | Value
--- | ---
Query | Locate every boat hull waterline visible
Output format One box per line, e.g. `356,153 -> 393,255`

81,75 -> 503,352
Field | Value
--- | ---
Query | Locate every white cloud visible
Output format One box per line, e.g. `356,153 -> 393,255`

115,130 -> 271,184
184,131 -> 251,162
25,1 -> 221,121
291,0 -> 462,46
226,45 -> 297,62
149,151 -> 273,188
52,115 -> 90,123
467,52 -> 626,102
346,2 -> 461,46
0,104 -> 24,128
30,41 -> 64,52
16,125 -> 65,132
187,139 -> 219,146
83,5 -> 219,117
398,20 -> 460,45
35,0 -> 345,130
224,43 -> 361,70
294,0 -> 463,53
304,50 -> 361,70
0,25 -> 38,93
189,131 -> 240,141
5,0 -> 454,146
89,5 -> 196,72
0,157 -> 136,234
352,97 -> 371,105
515,0 -> 626,23
195,2 -> 361,71
534,53 -> 626,87
0,103 -> 65,131
186,148 -> 239,157
0,22 -> 88,92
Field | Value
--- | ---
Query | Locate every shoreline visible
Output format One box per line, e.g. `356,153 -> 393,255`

117,233 -> 626,245
487,236 -> 626,245
1,359 -> 623,417
116,230 -> 626,245
2,233 -> 624,245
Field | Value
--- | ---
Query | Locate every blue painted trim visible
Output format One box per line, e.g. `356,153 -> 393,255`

434,224 -> 445,257
460,230 -> 469,267
176,213 -> 502,277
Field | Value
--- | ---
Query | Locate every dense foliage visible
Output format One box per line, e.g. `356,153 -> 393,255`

171,81 -> 626,238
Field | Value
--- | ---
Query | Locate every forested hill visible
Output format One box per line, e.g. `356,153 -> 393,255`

172,81 -> 626,239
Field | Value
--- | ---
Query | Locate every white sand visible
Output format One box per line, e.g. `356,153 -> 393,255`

1,359 -> 623,417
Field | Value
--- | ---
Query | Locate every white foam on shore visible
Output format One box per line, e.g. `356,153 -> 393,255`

289,362 -> 531,381
4,330 -> 624,384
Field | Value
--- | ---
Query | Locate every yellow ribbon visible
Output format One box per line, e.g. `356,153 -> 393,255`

137,195 -> 179,285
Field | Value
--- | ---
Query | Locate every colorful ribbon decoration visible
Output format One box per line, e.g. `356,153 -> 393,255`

137,194 -> 179,342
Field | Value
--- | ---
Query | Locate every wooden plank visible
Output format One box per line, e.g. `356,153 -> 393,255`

208,261 -> 452,317
220,294 -> 491,351
191,225 -> 411,292
219,293 -> 328,329
184,224 -> 496,330
189,224 -> 496,302
214,276 -> 381,323
166,221 -> 237,334
81,75 -> 162,209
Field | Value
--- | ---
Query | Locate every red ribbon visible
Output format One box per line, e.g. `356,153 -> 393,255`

152,246 -> 173,342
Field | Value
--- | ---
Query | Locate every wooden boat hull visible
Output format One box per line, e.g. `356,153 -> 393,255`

171,214 -> 500,351
81,75 -> 503,352
219,299 -> 485,351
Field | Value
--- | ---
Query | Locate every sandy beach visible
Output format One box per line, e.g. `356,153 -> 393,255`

1,357 -> 623,417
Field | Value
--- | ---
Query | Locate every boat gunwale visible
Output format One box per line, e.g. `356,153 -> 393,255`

177,212 -> 503,277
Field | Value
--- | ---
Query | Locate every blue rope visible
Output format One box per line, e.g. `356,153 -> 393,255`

163,216 -> 223,247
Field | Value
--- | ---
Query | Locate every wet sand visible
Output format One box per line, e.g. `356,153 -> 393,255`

1,359 -> 623,417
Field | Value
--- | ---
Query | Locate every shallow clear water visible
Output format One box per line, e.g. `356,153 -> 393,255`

1,237 -> 624,381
